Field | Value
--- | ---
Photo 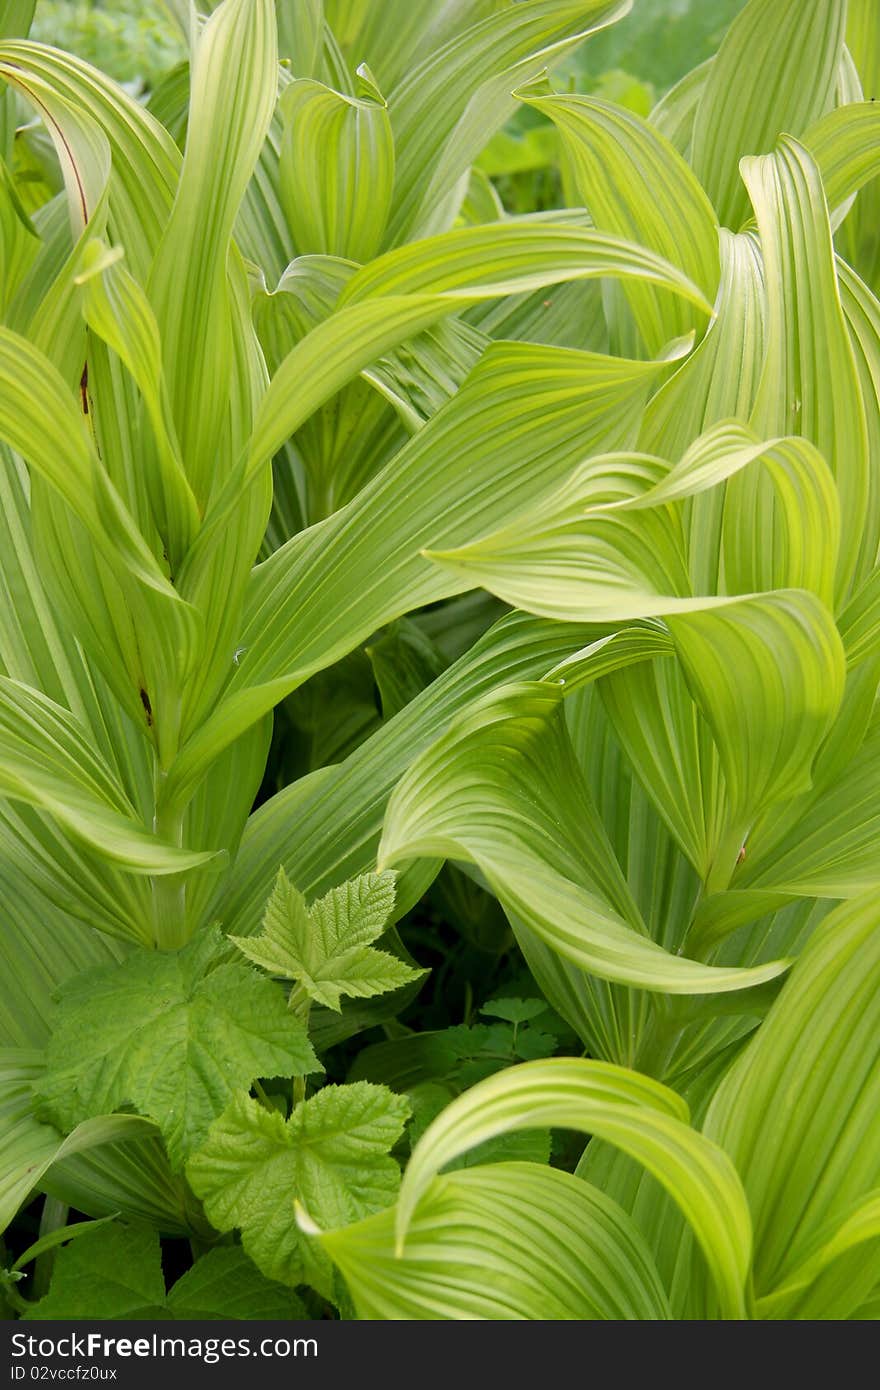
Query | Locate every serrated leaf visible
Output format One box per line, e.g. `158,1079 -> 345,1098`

25,1224 -> 304,1320
232,868 -> 425,1011
39,928 -> 320,1169
480,997 -> 549,1025
187,1083 -> 410,1291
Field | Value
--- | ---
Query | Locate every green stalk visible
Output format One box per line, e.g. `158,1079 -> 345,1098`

152,793 -> 188,950
703,823 -> 749,898
289,983 -> 311,1107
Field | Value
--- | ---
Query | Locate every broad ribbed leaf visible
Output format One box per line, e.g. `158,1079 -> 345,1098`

690,0 -> 846,228
77,239 -> 200,571
148,0 -> 276,504
0,41 -> 179,279
0,1051 -> 153,1235
0,678 -> 210,886
170,339 -> 690,810
523,91 -> 719,354
379,682 -> 788,997
321,1161 -> 671,1320
667,592 -> 845,887
426,425 -> 838,618
745,140 -> 873,600
0,328 -> 202,757
215,612 -> 602,949
384,0 -> 632,242
838,0 -> 880,295
704,893 -> 880,1318
279,66 -> 394,261
245,221 -> 711,475
735,708 -> 880,899
394,1058 -> 751,1319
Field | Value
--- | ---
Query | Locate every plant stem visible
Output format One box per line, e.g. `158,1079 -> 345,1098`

152,794 -> 188,950
289,985 -> 311,1108
703,823 -> 748,898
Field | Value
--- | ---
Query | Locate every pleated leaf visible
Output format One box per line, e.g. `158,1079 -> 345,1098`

320,1161 -> 671,1320
393,1058 -> 751,1319
704,893 -> 880,1318
0,677 -> 210,881
379,682 -> 788,996
690,0 -> 846,229
745,138 -> 873,601
522,91 -> 719,355
279,65 -> 394,261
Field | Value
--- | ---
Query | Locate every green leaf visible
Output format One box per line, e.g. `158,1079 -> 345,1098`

187,1083 -> 410,1291
667,592 -> 846,877
521,90 -> 720,355
690,0 -> 847,228
394,1057 -> 752,1319
0,677 -> 211,889
704,892 -> 880,1318
384,0 -> 632,242
349,1021 -> 556,1093
165,1246 -> 308,1320
424,423 -> 839,620
25,1223 -> 164,1319
736,708 -> 880,899
0,40 -> 180,282
367,618 -> 447,719
379,682 -> 789,1004
148,0 -> 277,504
0,328 -> 203,763
744,138 -> 873,601
232,868 -> 425,1011
25,1223 -> 304,1319
214,611 -> 604,959
173,337 -> 693,809
480,998 -> 550,1025
0,1051 -> 154,1236
77,238 -> 200,573
803,101 -> 880,220
320,1161 -> 671,1320
39,927 -> 321,1169
279,66 -> 394,262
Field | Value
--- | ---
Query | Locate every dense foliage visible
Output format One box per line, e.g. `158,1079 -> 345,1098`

1,0 -> 879,1321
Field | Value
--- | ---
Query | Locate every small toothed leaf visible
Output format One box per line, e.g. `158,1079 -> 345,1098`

232,869 -> 426,1011
187,1083 -> 411,1293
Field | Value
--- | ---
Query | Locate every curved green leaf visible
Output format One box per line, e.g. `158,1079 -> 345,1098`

279,65 -> 394,261
522,90 -> 719,354
379,682 -> 789,996
704,892 -> 880,1318
690,0 -> 846,228
744,138 -> 873,600
320,1160 -> 671,1320
394,1058 -> 752,1319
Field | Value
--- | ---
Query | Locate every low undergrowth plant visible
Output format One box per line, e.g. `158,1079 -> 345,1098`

0,0 -> 879,1321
